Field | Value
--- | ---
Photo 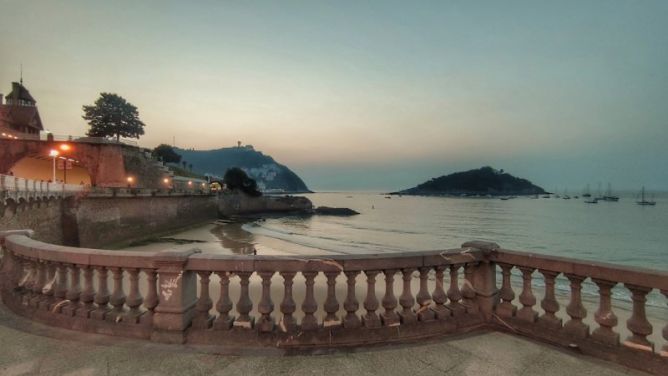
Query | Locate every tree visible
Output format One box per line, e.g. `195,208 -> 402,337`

152,144 -> 181,164
224,167 -> 262,197
82,93 -> 145,142
182,160 -> 187,170
188,163 -> 193,171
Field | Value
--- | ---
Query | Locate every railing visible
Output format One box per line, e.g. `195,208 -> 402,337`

1,174 -> 85,202
85,186 -> 212,198
0,232 -> 665,374
2,132 -> 139,147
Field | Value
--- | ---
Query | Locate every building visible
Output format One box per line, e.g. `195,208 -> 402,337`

0,81 -> 44,137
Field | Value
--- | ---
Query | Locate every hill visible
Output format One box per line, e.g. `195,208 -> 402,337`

175,146 -> 311,193
395,166 -> 546,196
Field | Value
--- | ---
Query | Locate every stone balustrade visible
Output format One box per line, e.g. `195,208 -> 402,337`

1,174 -> 85,204
0,231 -> 665,374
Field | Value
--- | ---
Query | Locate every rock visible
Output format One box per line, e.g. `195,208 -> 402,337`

314,206 -> 359,216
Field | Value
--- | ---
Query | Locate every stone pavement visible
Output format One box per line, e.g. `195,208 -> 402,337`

0,304 -> 646,376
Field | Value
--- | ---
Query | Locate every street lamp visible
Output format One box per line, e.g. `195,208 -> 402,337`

58,143 -> 72,183
49,149 -> 59,182
127,176 -> 134,188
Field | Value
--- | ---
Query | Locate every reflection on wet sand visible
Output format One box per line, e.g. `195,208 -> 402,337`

210,220 -> 257,255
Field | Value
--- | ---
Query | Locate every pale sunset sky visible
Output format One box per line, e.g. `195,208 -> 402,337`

1,1 -> 667,191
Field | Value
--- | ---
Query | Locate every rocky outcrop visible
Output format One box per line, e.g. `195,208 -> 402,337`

314,207 -> 359,216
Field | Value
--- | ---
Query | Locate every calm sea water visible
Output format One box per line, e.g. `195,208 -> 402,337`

247,192 -> 668,270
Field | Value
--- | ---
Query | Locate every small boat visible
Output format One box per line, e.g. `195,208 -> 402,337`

500,197 -> 510,201
636,186 -> 656,206
584,198 -> 598,204
562,189 -> 570,200
602,183 -> 619,202
582,184 -> 592,198
542,195 -> 550,198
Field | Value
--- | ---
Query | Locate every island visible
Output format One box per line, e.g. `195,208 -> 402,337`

393,166 -> 546,196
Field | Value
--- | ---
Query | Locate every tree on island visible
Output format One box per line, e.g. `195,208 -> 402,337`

82,93 -> 145,142
224,167 -> 262,197
152,144 -> 182,163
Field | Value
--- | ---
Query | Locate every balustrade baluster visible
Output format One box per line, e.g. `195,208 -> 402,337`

564,274 -> 589,338
381,269 -> 400,326
590,279 -> 619,345
516,267 -> 537,323
214,272 -> 234,330
496,264 -> 516,318
301,271 -> 319,330
143,269 -> 158,317
257,271 -> 275,332
61,264 -> 81,316
53,263 -> 69,313
624,284 -> 654,352
538,270 -> 561,329
76,266 -> 95,318
661,290 -> 668,357
233,272 -> 254,328
447,264 -> 466,316
107,267 -> 126,322
362,270 -> 381,328
39,264 -> 57,311
323,271 -> 341,327
461,263 -> 478,314
123,268 -> 144,323
279,272 -> 297,332
92,267 -> 110,320
192,271 -> 214,329
398,268 -> 417,324
431,266 -> 450,319
416,267 -> 436,321
20,260 -> 35,300
343,271 -> 361,328
29,261 -> 46,308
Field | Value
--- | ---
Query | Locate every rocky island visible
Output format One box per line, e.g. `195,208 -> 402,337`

394,166 -> 546,196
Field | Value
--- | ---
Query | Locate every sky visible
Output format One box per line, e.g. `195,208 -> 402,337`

1,0 -> 667,191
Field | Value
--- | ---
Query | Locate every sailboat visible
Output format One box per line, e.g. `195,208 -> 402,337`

562,189 -> 571,200
582,184 -> 591,198
636,186 -> 656,206
602,183 -> 619,202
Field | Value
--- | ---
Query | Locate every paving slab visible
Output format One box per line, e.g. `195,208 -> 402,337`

0,304 -> 647,376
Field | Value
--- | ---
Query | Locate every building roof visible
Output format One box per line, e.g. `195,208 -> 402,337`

5,82 -> 36,104
0,104 -> 44,131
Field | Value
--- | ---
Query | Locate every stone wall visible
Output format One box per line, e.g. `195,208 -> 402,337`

73,195 -> 218,248
217,192 -> 313,217
0,198 -> 64,245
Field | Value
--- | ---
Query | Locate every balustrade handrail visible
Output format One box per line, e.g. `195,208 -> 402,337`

3,233 -> 157,269
0,174 -> 86,194
186,248 -> 482,273
492,248 -> 668,291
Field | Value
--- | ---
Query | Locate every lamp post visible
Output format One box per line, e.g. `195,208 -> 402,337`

49,149 -> 59,182
58,144 -> 72,184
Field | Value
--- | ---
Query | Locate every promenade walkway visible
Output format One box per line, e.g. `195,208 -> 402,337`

0,304 -> 644,376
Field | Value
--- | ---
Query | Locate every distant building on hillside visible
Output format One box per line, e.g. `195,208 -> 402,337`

0,81 -> 44,137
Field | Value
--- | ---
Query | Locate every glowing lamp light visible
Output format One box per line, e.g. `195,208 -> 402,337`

188,181 -> 193,186
59,144 -> 72,151
49,149 -> 59,157
127,177 -> 134,183
163,178 -> 169,184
